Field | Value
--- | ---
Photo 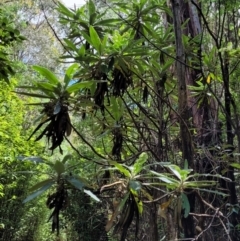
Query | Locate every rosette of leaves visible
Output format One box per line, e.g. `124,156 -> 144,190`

21,154 -> 100,235
150,162 -> 231,228
102,152 -> 151,241
15,64 -> 96,153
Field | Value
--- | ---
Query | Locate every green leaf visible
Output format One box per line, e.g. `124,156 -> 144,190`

84,189 -> 101,202
95,19 -> 122,26
101,35 -> 108,56
110,161 -> 131,178
37,82 -> 58,92
181,193 -> 190,218
80,31 -> 93,46
66,176 -> 85,190
64,39 -> 78,52
110,97 -> 122,121
167,165 -> 191,181
230,163 -> 240,169
53,160 -> 65,176
23,182 -> 53,203
29,179 -> 54,192
183,180 -> 216,188
133,152 -> 148,176
64,63 -> 79,88
66,81 -> 95,93
78,45 -> 85,57
134,195 -> 143,215
32,65 -> 59,85
13,91 -> 53,99
62,154 -> 73,164
57,2 -> 75,18
89,26 -> 101,54
88,0 -> 96,16
196,188 -> 228,197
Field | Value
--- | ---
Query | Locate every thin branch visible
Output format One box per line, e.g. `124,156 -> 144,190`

69,122 -> 106,160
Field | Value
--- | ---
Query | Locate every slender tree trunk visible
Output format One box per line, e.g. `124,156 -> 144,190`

171,0 -> 195,238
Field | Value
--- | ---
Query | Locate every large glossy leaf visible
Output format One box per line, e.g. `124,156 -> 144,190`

36,82 -> 57,92
79,31 -> 93,46
66,81 -> 95,93
150,171 -> 179,184
84,189 -> 101,202
64,63 -> 79,88
53,160 -> 65,176
110,97 -> 122,121
23,181 -> 53,203
66,176 -> 85,190
110,161 -> 131,178
89,26 -> 101,54
167,165 -> 191,181
133,152 -> 148,176
32,65 -> 59,85
29,179 -> 54,192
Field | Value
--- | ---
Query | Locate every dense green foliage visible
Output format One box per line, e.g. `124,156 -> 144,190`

1,0 -> 240,241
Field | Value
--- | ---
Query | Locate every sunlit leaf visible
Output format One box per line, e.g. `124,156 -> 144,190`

32,66 -> 59,85
230,163 -> 240,169
66,81 -> 95,93
64,63 -> 79,88
133,152 -> 148,176
84,189 -> 101,202
109,161 -> 131,178
89,25 -> 101,54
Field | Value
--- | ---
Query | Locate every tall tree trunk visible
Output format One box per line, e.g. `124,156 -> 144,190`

171,0 -> 195,238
